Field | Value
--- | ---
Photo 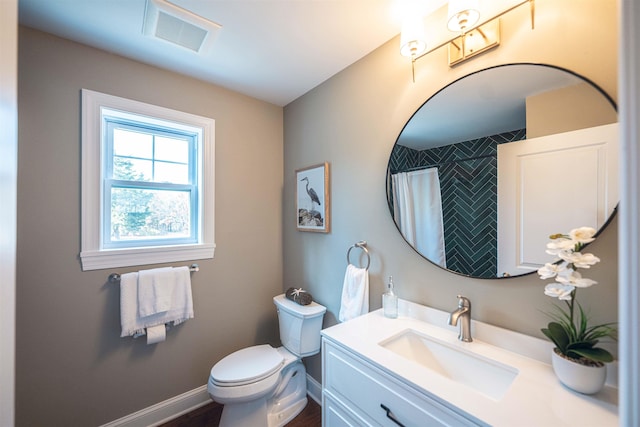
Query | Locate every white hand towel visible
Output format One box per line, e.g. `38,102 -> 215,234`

120,266 -> 194,338
338,264 -> 369,322
120,272 -> 144,337
137,267 -> 175,317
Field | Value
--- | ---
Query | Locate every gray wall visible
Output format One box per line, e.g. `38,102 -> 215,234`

283,0 -> 619,381
15,0 -> 619,424
17,27 -> 284,426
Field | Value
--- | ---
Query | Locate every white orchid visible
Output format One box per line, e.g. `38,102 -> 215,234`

555,269 -> 598,288
545,238 -> 577,256
554,268 -> 580,284
541,227 -> 600,282
544,283 -> 574,300
565,252 -> 600,268
573,276 -> 599,288
537,262 -> 567,279
569,226 -> 597,244
538,227 -> 616,365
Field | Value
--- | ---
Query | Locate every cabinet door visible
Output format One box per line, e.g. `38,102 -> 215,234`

323,340 -> 482,427
497,123 -> 618,276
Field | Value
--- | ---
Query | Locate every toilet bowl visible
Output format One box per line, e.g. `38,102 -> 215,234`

207,294 -> 326,427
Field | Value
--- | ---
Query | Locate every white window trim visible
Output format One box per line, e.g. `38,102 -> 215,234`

80,89 -> 215,271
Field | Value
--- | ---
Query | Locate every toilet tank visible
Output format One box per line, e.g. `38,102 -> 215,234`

273,294 -> 327,357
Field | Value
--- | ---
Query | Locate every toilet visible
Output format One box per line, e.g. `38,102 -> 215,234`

207,294 -> 327,427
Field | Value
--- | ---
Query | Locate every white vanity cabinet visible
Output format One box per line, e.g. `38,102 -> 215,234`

322,338 -> 483,427
320,303 -> 618,426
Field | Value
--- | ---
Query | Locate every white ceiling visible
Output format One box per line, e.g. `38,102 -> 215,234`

18,0 -> 448,106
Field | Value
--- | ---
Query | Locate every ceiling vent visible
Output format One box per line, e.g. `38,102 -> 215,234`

143,0 -> 221,54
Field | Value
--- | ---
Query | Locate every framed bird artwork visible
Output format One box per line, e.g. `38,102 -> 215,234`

295,162 -> 330,233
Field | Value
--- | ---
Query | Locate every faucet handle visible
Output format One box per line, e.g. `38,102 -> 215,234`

456,295 -> 471,308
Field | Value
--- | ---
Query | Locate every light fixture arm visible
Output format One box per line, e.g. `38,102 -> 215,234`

411,57 -> 416,83
412,0 -> 535,64
530,0 -> 535,29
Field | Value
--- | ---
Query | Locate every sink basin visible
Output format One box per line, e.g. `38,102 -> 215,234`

379,329 -> 518,400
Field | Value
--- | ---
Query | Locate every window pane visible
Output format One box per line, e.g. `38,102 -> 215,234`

155,136 -> 189,163
113,157 -> 152,181
110,188 -> 191,242
155,161 -> 189,184
113,128 -> 152,158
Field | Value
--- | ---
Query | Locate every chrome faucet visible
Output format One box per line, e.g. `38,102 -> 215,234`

448,295 -> 472,342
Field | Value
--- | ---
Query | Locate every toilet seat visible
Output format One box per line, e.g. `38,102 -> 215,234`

210,344 -> 284,387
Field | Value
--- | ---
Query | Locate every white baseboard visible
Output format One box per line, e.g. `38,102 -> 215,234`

100,374 -> 323,427
306,374 -> 322,405
99,385 -> 211,427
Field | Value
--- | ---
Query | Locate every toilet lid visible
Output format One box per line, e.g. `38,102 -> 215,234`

210,344 -> 284,386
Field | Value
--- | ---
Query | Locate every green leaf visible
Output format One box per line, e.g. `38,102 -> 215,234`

567,340 -> 597,350
577,302 -> 588,338
583,324 -> 618,342
568,347 -> 614,363
541,328 -> 561,349
545,305 -> 577,341
542,322 -> 570,352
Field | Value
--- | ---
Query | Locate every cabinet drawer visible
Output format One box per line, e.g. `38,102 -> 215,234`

323,340 -> 480,427
323,393 -> 372,427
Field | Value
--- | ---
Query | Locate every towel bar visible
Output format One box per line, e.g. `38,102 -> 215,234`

108,264 -> 200,283
347,241 -> 370,271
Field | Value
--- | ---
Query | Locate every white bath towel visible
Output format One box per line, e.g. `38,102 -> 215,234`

137,267 -> 175,317
338,264 -> 369,322
120,266 -> 194,338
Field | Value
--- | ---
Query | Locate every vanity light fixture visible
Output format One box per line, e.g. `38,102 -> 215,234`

400,15 -> 428,82
400,0 -> 535,78
447,0 -> 480,32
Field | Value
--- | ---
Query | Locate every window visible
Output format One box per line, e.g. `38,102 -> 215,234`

81,89 -> 215,271
104,113 -> 198,248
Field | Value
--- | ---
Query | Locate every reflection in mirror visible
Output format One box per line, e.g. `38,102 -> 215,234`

387,64 -> 618,279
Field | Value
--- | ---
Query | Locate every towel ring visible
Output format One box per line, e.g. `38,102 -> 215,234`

347,241 -> 370,271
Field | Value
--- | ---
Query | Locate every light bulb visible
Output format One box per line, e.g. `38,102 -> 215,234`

447,0 -> 481,32
400,16 -> 427,57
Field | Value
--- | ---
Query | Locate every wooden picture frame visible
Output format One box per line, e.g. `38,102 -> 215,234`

296,162 -> 330,233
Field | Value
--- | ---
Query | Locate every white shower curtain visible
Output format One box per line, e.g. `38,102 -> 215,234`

392,168 -> 446,267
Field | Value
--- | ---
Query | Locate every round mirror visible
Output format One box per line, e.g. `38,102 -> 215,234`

387,64 -> 618,279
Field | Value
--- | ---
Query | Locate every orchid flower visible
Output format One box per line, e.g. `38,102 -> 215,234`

545,238 -> 577,256
544,283 -> 575,300
538,226 -> 616,365
537,262 -> 567,279
569,226 -> 597,244
566,252 -> 600,268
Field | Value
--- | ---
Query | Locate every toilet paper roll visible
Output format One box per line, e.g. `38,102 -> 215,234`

146,324 -> 166,345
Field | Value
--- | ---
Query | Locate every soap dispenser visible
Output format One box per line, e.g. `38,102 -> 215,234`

383,276 -> 398,319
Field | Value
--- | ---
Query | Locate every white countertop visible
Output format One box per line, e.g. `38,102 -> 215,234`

321,299 -> 618,427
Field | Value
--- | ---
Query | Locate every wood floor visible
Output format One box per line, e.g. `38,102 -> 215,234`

159,397 -> 322,427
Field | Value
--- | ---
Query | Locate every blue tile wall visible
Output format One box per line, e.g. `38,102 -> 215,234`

389,129 -> 526,277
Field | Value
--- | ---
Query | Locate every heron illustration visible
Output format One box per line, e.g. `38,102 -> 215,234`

300,177 -> 321,212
